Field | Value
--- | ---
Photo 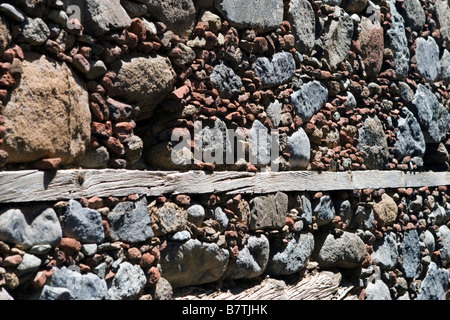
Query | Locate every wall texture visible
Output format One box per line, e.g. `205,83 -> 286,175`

0,0 -> 449,300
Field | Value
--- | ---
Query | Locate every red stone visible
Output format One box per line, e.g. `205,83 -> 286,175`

128,18 -> 147,41
171,85 -> 190,101
2,254 -> 23,267
252,37 -> 268,53
140,252 -> 156,269
87,196 -> 104,209
175,194 -> 191,206
146,266 -> 161,286
59,238 -> 82,255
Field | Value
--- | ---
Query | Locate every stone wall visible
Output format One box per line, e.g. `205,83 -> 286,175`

0,186 -> 449,300
0,0 -> 449,301
0,0 -> 448,171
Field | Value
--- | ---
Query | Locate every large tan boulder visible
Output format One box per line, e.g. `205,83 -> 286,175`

373,193 -> 399,227
2,52 -> 91,165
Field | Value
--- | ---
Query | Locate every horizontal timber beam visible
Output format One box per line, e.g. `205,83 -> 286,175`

0,169 -> 449,203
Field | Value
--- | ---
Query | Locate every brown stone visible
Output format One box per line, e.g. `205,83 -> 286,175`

1,52 -> 90,165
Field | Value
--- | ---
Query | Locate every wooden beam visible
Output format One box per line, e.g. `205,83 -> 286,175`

0,169 -> 448,203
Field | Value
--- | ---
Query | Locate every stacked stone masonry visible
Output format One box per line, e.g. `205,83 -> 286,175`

0,0 -> 449,300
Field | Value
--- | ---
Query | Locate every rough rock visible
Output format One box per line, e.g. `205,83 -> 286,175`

411,84 -> 450,144
359,16 -> 384,78
439,225 -> 450,263
312,193 -> 336,227
267,100 -> 282,128
366,279 -> 392,300
323,13 -> 354,70
371,232 -> 398,270
108,199 -> 154,243
435,0 -> 450,43
394,107 -> 426,159
357,116 -> 389,169
373,193 -> 398,227
0,206 -> 62,249
402,229 -> 421,279
145,0 -> 196,36
314,231 -> 367,268
224,234 -> 270,279
287,128 -> 311,169
287,0 -> 315,54
341,0 -> 368,13
249,192 -> 288,230
402,0 -> 426,31
65,0 -> 132,36
417,262 -> 450,300
186,204 -> 206,227
0,15 -> 11,56
440,49 -> 450,83
291,81 -> 328,123
214,0 -> 284,32
248,120 -> 272,165
18,17 -> 49,45
415,37 -> 441,82
210,63 -> 243,99
2,52 -> 91,165
386,0 -> 410,79
46,266 -> 107,300
160,239 -> 229,288
267,232 -> 314,276
106,262 -> 146,300
110,54 -> 176,120
80,146 -> 110,169
150,202 -> 187,236
198,118 -> 232,164
63,200 -> 104,244
252,52 -> 296,89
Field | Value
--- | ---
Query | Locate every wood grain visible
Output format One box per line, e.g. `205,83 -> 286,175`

0,169 -> 448,203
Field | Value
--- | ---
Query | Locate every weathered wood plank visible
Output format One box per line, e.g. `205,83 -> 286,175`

0,169 -> 448,203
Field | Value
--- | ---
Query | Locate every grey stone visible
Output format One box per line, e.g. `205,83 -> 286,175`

337,200 -> 352,226
29,244 -> 52,255
150,202 -> 187,237
402,229 -> 421,279
64,0 -> 131,36
48,266 -> 107,300
415,37 -> 441,82
110,54 -> 176,120
371,232 -> 398,270
213,207 -> 229,231
435,0 -> 450,43
19,17 -> 50,45
199,118 -> 232,164
106,262 -> 146,300
170,230 -> 191,241
186,204 -> 206,227
267,100 -> 282,128
351,204 -> 375,230
86,60 -> 107,80
441,49 -> 450,83
80,146 -> 110,169
39,285 -> 71,300
0,206 -> 62,249
108,199 -> 154,243
417,262 -> 450,300
267,232 -> 314,276
81,244 -> 98,257
288,128 -> 311,169
210,63 -> 243,99
322,0 -> 342,5
287,0 -> 315,54
224,234 -> 270,279
399,82 -> 415,103
160,239 -> 229,288
150,277 -> 173,300
394,107 -> 426,158
16,253 -> 41,276
63,200 -> 104,244
249,192 -> 288,230
0,3 -> 25,22
253,52 -> 296,89
314,231 -> 368,268
214,0 -> 284,32
357,116 -> 389,169
145,0 -> 196,36
291,81 -> 328,123
312,193 -> 336,227
402,0 -> 426,31
411,84 -> 449,143
300,193 -> 313,225
248,120 -> 272,165
439,225 -> 450,264
124,135 -> 144,165
366,280 -> 392,300
420,230 -> 435,255
323,13 -> 354,70
386,0 -> 410,79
